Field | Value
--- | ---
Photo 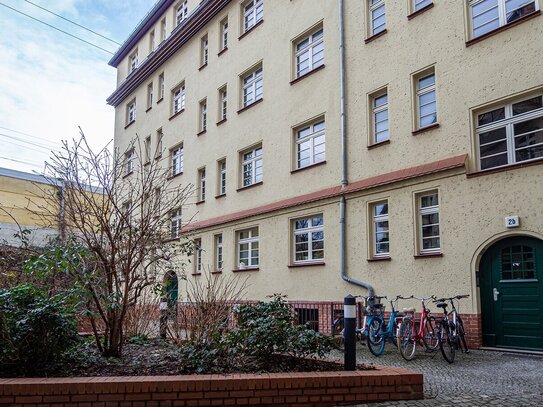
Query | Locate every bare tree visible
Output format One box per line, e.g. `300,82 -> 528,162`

34,131 -> 194,357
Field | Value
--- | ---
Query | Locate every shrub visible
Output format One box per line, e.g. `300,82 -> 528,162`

0,284 -> 80,376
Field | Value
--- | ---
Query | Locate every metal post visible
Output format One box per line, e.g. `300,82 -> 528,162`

159,297 -> 168,339
344,295 -> 356,371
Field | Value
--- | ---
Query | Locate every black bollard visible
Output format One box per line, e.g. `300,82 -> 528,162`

344,294 -> 357,371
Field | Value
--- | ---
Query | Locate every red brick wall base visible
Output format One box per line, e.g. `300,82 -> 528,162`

0,367 -> 423,407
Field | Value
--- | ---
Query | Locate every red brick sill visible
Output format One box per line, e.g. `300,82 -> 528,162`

237,98 -> 263,114
288,262 -> 325,268
169,109 -> 185,121
466,11 -> 541,47
367,256 -> 391,262
414,252 -> 443,259
163,237 -> 180,243
236,181 -> 263,192
195,200 -> 205,206
365,29 -> 387,44
412,123 -> 439,135
124,120 -> 135,130
407,2 -> 434,20
291,160 -> 326,174
157,97 -> 164,104
217,47 -> 228,57
197,129 -> 207,137
145,106 -> 152,113
290,64 -> 325,86
216,118 -> 227,126
143,161 -> 150,167
232,267 -> 259,273
467,158 -> 543,178
122,171 -> 133,179
198,63 -> 208,71
211,270 -> 222,274
215,193 -> 226,199
192,272 -> 202,276
367,139 -> 390,150
166,171 -> 183,181
238,19 -> 263,41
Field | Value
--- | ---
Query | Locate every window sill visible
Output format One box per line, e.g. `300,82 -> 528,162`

237,181 -> 263,192
155,154 -> 162,161
122,171 -> 133,179
215,193 -> 226,199
414,252 -> 443,259
466,11 -> 541,47
163,237 -> 181,243
167,171 -> 183,181
288,262 -> 325,268
237,98 -> 263,115
467,158 -> 543,178
195,200 -> 205,206
124,120 -> 135,130
198,63 -> 208,71
367,256 -> 391,262
143,161 -> 150,167
217,118 -> 227,126
412,123 -> 439,135
365,29 -> 387,44
197,129 -> 207,137
408,3 -> 434,20
367,139 -> 390,150
238,19 -> 263,41
169,109 -> 185,121
192,272 -> 202,276
218,47 -> 228,57
290,64 -> 325,86
291,160 -> 326,174
157,97 -> 164,105
232,267 -> 259,273
145,106 -> 152,113
211,270 -> 223,275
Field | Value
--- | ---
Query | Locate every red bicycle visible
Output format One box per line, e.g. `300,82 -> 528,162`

396,295 -> 440,361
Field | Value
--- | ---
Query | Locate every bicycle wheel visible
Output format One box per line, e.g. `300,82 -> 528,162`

422,316 -> 440,351
439,322 -> 456,363
367,318 -> 386,356
456,317 -> 469,353
397,318 -> 417,361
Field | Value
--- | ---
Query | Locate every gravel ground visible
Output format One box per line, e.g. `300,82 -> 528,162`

329,343 -> 543,406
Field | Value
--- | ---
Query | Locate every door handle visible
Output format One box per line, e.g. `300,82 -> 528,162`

493,288 -> 500,301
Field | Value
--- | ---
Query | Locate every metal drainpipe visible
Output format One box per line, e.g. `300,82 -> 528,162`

338,0 -> 374,297
58,178 -> 66,241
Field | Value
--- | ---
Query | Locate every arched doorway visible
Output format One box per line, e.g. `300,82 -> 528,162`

480,236 -> 543,351
164,271 -> 179,311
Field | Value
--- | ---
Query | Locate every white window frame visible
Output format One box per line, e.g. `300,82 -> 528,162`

195,238 -> 203,273
476,94 -> 543,170
295,119 -> 326,169
147,82 -> 153,109
295,28 -> 324,78
418,191 -> 440,253
293,215 -> 324,264
126,100 -> 136,124
200,99 -> 207,132
469,0 -> 539,39
144,136 -> 151,163
237,227 -> 259,269
218,159 -> 227,195
412,0 -> 432,13
371,201 -> 389,258
416,72 -> 437,129
242,67 -> 263,107
125,149 -> 135,175
156,129 -> 163,158
171,209 -> 182,239
369,0 -> 386,36
158,73 -> 165,101
161,19 -> 167,42
176,0 -> 188,26
129,51 -> 138,73
241,146 -> 263,187
172,83 -> 185,114
215,234 -> 223,271
198,167 -> 206,201
201,35 -> 208,66
171,145 -> 183,176
371,91 -> 389,144
219,86 -> 228,121
149,29 -> 156,52
221,18 -> 229,50
243,0 -> 263,32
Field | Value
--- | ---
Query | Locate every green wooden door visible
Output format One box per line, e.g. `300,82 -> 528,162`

480,236 -> 543,351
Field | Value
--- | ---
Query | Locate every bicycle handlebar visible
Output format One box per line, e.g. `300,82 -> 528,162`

434,294 -> 470,302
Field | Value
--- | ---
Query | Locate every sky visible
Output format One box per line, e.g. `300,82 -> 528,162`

0,0 -> 157,174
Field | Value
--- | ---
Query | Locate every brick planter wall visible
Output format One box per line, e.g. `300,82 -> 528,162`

0,367 -> 423,407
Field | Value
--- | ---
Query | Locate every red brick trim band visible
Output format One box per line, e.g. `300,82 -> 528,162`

0,367 -> 423,407
183,154 -> 467,232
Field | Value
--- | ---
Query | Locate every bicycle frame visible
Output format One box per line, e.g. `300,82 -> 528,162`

402,296 -> 435,343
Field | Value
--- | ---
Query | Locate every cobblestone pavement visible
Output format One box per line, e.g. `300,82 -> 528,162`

329,344 -> 543,406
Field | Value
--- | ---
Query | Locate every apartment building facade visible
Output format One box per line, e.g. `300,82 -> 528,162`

108,0 -> 543,351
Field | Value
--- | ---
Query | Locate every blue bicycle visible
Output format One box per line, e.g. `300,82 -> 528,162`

366,295 -> 403,356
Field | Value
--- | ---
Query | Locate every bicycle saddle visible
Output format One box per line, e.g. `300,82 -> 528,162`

402,307 -> 416,313
436,302 -> 447,308
373,303 -> 384,308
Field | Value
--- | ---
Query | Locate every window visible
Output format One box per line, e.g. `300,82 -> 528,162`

172,83 -> 185,114
144,136 -> 151,163
219,86 -> 227,121
122,201 -> 132,225
476,94 -> 543,170
201,34 -> 208,66
129,50 -> 138,73
199,99 -> 207,132
370,201 -> 389,257
243,0 -> 263,32
176,1 -> 188,26
194,238 -> 203,273
125,149 -> 135,175
241,146 -> 263,187
295,119 -> 325,169
237,227 -> 259,269
171,145 -> 183,176
368,0 -> 386,36
215,234 -> 223,271
415,70 -> 437,129
220,18 -> 228,50
293,215 -> 324,263
153,187 -> 161,216
412,0 -> 432,12
158,73 -> 165,101
161,18 -> 167,42
171,209 -> 182,239
198,167 -> 206,201
156,129 -> 164,159
126,99 -> 136,124
469,0 -> 538,39
295,28 -> 324,78
242,66 -> 263,107
149,29 -> 156,52
218,159 -> 227,195
417,191 -> 440,253
147,83 -> 153,109
370,90 -> 389,143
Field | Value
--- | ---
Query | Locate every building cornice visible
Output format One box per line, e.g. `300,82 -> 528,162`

107,0 -> 231,107
183,154 -> 468,232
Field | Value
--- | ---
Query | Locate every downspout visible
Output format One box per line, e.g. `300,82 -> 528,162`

338,0 -> 374,296
58,178 -> 66,241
